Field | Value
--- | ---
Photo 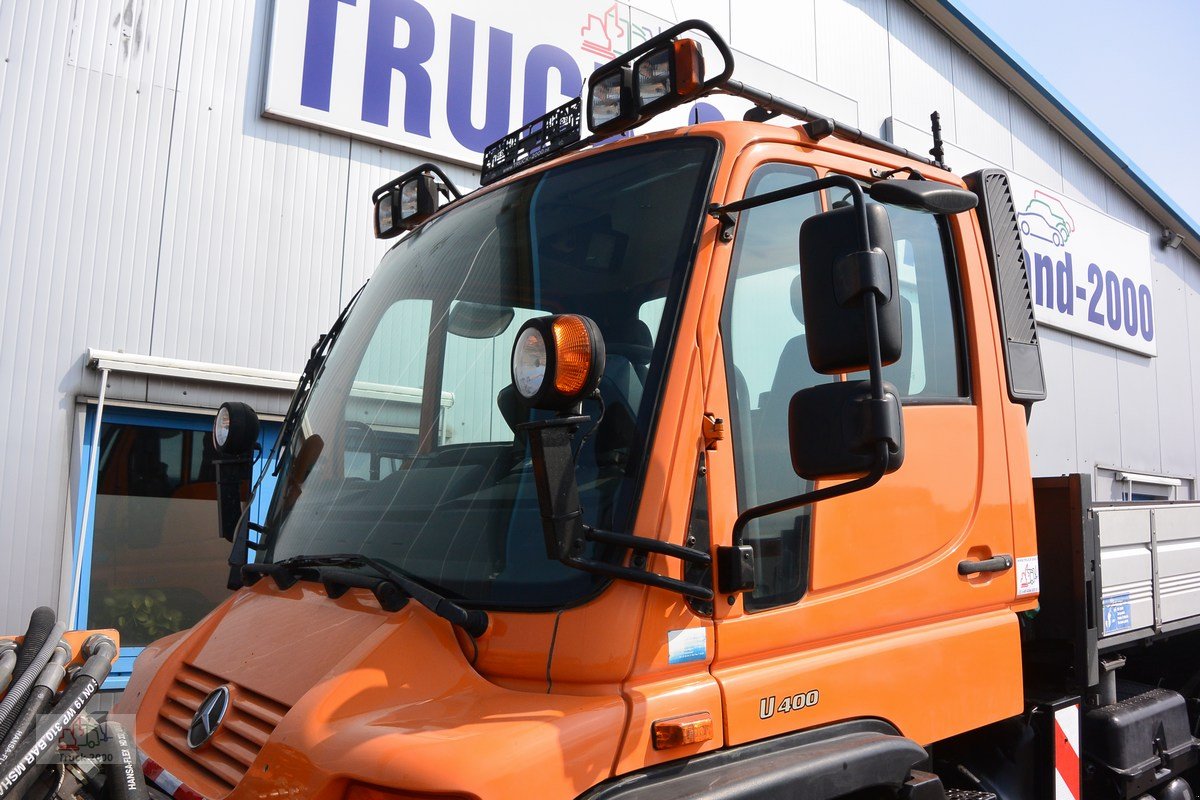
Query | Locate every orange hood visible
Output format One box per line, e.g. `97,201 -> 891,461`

117,581 -> 626,800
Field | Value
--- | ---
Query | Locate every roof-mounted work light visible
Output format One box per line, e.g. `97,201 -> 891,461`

634,39 -> 705,114
585,19 -> 733,137
511,315 -> 606,412
372,163 -> 464,239
587,68 -> 634,134
484,18 -> 950,188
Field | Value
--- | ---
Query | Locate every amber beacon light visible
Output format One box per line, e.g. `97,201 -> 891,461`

510,314 -> 606,411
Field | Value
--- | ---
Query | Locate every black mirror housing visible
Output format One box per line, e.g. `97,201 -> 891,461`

867,178 -> 978,215
525,417 -> 589,560
790,380 -> 904,480
214,454 -> 252,543
799,202 -> 902,374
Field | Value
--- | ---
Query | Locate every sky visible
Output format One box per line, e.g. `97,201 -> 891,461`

959,0 -> 1200,225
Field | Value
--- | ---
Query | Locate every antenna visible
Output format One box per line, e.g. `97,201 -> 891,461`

929,111 -> 947,170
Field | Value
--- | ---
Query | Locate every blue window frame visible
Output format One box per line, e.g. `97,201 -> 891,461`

72,406 -> 279,689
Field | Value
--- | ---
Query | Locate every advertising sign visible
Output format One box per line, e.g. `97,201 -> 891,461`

1009,174 -> 1156,357
263,0 -> 856,167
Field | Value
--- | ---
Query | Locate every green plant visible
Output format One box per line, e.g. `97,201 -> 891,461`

99,589 -> 185,641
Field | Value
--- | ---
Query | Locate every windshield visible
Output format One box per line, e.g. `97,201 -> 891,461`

264,138 -> 717,609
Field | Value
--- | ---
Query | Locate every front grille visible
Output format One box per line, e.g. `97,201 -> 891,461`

154,663 -> 290,796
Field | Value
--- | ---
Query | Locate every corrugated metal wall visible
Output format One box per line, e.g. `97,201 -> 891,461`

0,0 -> 1197,630
698,0 -> 1200,501
0,0 -> 483,630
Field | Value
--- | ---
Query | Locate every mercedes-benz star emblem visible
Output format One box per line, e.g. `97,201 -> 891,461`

187,685 -> 231,749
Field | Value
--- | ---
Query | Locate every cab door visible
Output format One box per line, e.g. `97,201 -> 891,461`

703,149 -> 1023,747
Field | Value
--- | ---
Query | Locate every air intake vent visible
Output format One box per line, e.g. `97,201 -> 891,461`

154,663 -> 289,797
964,169 -> 1047,407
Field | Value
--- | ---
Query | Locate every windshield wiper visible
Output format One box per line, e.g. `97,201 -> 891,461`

242,554 -> 489,638
273,281 -> 370,476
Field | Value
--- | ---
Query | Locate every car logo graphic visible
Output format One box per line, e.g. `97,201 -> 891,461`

1017,191 -> 1077,247
187,685 -> 231,749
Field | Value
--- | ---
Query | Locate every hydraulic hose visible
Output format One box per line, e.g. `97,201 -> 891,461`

0,642 -> 71,761
0,622 -> 66,742
0,635 -> 115,800
0,644 -> 16,696
7,610 -> 53,692
101,721 -> 148,800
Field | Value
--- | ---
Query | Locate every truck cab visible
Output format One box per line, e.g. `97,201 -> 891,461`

116,22 -> 1050,800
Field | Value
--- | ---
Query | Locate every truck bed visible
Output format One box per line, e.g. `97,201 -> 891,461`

1025,475 -> 1200,697
1094,501 -> 1200,648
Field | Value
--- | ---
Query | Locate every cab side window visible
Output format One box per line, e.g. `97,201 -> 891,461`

877,202 -> 968,400
721,164 -> 823,611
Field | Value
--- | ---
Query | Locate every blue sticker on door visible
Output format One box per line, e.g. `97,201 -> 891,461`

1102,593 -> 1133,635
667,628 -> 707,664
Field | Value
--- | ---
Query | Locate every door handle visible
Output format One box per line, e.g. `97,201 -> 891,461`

957,554 -> 1013,576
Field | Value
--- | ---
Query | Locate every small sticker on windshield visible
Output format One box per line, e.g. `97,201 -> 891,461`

667,628 -> 707,664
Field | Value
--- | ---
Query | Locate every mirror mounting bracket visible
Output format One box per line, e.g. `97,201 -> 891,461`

707,203 -> 737,242
834,250 -> 893,306
870,165 -> 926,181
522,415 -> 715,601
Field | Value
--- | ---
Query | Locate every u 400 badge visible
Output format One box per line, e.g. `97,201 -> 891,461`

759,690 -> 820,720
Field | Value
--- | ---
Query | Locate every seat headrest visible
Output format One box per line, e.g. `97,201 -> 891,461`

790,272 -> 805,323
496,385 -> 527,434
605,318 -> 654,365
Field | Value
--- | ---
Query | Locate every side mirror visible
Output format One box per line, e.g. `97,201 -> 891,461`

212,402 -> 259,543
790,380 -> 904,480
798,202 -> 901,374
866,178 -> 977,215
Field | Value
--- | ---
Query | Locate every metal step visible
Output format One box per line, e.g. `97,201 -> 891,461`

945,791 -> 998,800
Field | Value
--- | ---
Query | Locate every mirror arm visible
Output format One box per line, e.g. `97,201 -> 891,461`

586,527 -> 712,565
862,289 -> 887,401
710,176 -> 873,253
562,553 -> 715,601
731,204 -> 894,551
523,416 -> 715,601
731,441 -> 891,548
710,174 -> 865,218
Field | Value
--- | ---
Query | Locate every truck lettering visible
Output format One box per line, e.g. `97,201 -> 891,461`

298,0 -> 585,149
362,0 -> 436,133
446,15 -> 513,151
300,0 -> 357,113
759,690 -> 820,719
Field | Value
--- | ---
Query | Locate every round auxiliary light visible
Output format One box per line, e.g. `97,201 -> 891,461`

213,401 -> 260,456
510,314 -> 606,411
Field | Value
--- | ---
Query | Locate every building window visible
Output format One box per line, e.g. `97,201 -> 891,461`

1110,469 -> 1187,502
72,406 -> 278,688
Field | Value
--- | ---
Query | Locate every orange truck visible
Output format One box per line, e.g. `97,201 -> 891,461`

37,19 -> 1197,800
